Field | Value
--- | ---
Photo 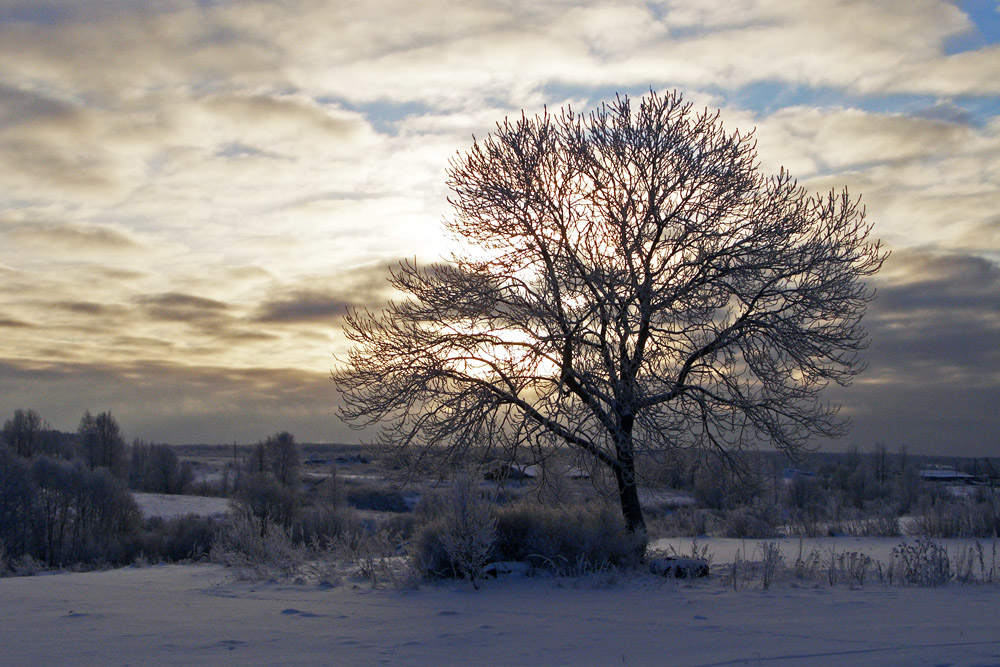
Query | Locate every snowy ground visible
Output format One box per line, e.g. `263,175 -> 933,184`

2,563 -> 1000,666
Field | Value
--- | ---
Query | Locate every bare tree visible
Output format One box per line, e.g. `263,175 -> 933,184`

78,411 -> 127,478
2,408 -> 45,459
264,431 -> 300,489
334,91 -> 886,534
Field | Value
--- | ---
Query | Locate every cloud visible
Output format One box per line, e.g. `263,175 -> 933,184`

733,104 -> 1000,257
136,292 -> 232,323
254,262 -> 398,323
5,221 -> 145,252
0,83 -> 82,128
821,248 -> 1000,455
0,316 -> 32,328
0,358 -> 349,444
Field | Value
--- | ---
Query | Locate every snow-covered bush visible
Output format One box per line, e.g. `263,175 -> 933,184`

722,499 -> 781,538
648,507 -> 717,538
290,504 -> 360,548
838,502 -> 900,537
908,495 -> 1000,538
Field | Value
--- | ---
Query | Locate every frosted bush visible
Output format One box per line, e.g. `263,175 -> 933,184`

211,515 -> 305,580
437,475 -> 497,589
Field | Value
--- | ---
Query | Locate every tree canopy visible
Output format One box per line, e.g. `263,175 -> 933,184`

333,90 -> 886,533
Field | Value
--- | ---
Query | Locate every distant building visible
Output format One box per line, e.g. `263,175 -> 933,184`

782,468 -> 814,482
919,468 -> 976,484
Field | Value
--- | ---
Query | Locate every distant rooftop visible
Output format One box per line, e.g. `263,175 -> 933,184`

919,469 -> 975,481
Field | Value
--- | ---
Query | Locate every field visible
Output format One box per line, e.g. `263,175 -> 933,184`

3,559 -> 1000,666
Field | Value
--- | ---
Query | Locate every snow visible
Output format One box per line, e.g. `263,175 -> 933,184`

3,561 -> 1000,665
133,493 -> 231,520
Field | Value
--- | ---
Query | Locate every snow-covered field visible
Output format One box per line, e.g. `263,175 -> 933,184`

133,492 -> 232,520
3,562 -> 1000,666
654,535 -> 997,568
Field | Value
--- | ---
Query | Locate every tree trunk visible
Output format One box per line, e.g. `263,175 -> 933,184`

613,417 -> 647,535
614,462 -> 646,535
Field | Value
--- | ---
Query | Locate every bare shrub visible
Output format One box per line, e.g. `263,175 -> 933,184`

951,537 -> 1000,585
725,545 -> 756,591
128,441 -> 194,494
138,514 -> 220,562
784,475 -> 827,537
344,481 -> 409,512
791,540 -> 823,583
232,473 -> 299,534
759,542 -> 784,589
410,517 -> 458,580
826,550 -> 874,587
325,528 -> 414,589
13,553 -> 42,576
890,538 -> 951,586
661,537 -> 714,565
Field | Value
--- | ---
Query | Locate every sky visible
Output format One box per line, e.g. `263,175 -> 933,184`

0,0 -> 998,456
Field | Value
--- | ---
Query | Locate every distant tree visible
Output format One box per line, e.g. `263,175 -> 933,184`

264,431 -> 300,488
129,440 -> 193,494
29,456 -> 139,565
246,442 -> 268,477
233,474 -> 298,536
334,90 -> 886,534
873,442 -> 890,484
0,444 -> 36,559
231,433 -> 301,535
2,408 -> 45,458
78,411 -> 127,478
